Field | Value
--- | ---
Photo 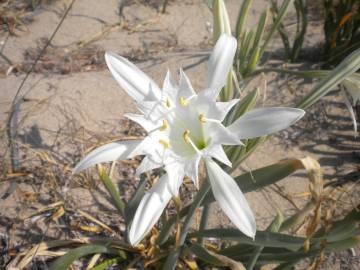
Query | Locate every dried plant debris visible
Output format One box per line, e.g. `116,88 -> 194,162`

0,0 -> 49,35
22,41 -> 106,74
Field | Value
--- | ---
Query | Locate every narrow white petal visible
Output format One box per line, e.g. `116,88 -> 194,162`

73,140 -> 146,173
205,34 -> 237,98
204,144 -> 232,167
165,162 -> 185,196
137,100 -> 167,122
228,107 -> 305,139
136,156 -> 163,175
209,123 -> 243,145
105,52 -> 161,102
213,99 -> 239,121
178,69 -> 196,99
162,70 -> 177,103
184,155 -> 201,188
124,113 -> 157,132
205,159 -> 256,238
129,174 -> 172,246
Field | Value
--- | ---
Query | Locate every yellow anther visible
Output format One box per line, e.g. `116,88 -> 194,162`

166,98 -> 172,108
199,114 -> 206,123
183,129 -> 190,143
179,97 -> 187,106
159,139 -> 170,149
159,119 -> 168,131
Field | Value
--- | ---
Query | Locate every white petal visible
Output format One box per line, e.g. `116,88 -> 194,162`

212,99 -> 239,121
136,156 -> 163,175
204,144 -> 231,167
129,174 -> 172,246
105,52 -> 161,102
124,113 -> 157,132
205,34 -> 237,98
178,69 -> 196,99
162,70 -> 177,103
137,100 -> 166,123
165,162 -> 185,196
73,140 -> 146,173
184,155 -> 201,188
205,159 -> 256,238
209,123 -> 243,145
228,107 -> 305,139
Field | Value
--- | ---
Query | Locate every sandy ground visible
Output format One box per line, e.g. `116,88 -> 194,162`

0,0 -> 359,269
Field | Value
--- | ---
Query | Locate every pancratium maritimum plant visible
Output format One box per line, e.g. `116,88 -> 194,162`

74,34 -> 305,246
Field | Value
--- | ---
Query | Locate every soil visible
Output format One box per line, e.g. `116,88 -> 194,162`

0,0 -> 359,269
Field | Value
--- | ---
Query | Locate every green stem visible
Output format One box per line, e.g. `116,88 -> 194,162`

163,180 -> 211,270
198,202 -> 212,245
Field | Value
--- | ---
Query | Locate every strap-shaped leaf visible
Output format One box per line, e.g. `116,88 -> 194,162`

124,174 -> 147,224
297,48 -> 360,109
50,244 -> 125,270
98,169 -> 126,218
189,229 -> 305,251
189,244 -> 246,270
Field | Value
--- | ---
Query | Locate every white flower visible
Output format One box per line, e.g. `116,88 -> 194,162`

73,34 -> 305,246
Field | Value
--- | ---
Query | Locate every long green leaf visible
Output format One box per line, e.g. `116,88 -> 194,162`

247,212 -> 284,270
189,244 -> 226,266
235,0 -> 253,39
162,180 -> 211,269
297,48 -> 360,109
124,174 -> 147,224
189,244 -> 246,269
50,244 -> 124,270
260,0 -> 293,56
89,257 -> 124,270
99,171 -> 126,218
189,229 -> 305,251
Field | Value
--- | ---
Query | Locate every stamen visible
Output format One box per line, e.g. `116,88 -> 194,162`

179,95 -> 196,107
159,119 -> 168,131
198,114 -> 206,123
182,129 -> 201,154
166,98 -> 172,108
179,97 -> 187,106
183,129 -> 190,143
159,139 -> 170,149
198,114 -> 221,124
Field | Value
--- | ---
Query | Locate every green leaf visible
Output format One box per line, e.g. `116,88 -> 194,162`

124,174 -> 147,224
99,171 -> 126,218
225,87 -> 260,128
235,0 -> 253,39
162,247 -> 181,270
49,244 -> 125,270
247,211 -> 284,270
260,0 -> 293,56
162,181 -> 211,269
189,244 -> 246,270
297,48 -> 360,109
189,229 -> 305,251
189,244 -> 225,266
89,257 -> 124,270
